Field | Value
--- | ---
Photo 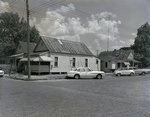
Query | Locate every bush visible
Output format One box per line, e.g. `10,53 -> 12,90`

0,64 -> 11,74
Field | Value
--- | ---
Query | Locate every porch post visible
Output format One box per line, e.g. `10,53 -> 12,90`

15,58 -> 17,73
38,58 -> 40,75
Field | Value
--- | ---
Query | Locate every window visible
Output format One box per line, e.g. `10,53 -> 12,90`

96,59 -> 99,64
86,68 -> 92,72
118,63 -> 120,68
41,62 -> 50,65
54,57 -> 58,67
72,58 -> 76,67
80,68 -> 85,72
0,60 -> 5,64
30,61 -> 39,65
85,59 -> 88,67
105,62 -> 108,68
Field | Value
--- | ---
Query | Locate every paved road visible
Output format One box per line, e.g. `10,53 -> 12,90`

0,75 -> 150,117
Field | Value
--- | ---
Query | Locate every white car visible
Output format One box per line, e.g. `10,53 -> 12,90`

129,67 -> 148,75
114,68 -> 135,76
0,70 -> 4,77
67,67 -> 105,79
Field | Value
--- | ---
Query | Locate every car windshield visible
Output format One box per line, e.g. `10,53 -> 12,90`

86,68 -> 93,71
73,68 -> 93,72
73,68 -> 83,72
74,68 -> 77,71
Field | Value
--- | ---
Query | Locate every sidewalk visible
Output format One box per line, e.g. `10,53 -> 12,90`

5,74 -> 67,81
5,73 -> 113,81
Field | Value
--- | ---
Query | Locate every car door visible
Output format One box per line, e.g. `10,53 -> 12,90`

85,68 -> 95,78
122,68 -> 129,75
79,68 -> 87,78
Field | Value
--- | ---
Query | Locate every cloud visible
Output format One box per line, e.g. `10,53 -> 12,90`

111,38 -> 134,51
34,5 -> 121,52
132,33 -> 137,37
97,12 -> 116,19
111,45 -> 123,50
87,46 -> 96,55
87,12 -> 121,41
94,39 -> 101,50
56,4 -> 75,13
30,16 -> 37,27
0,0 -> 9,13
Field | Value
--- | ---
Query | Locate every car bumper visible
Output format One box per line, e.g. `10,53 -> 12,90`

67,73 -> 75,78
0,74 -> 4,77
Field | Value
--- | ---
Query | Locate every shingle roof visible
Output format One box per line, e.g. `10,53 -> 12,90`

99,49 -> 133,61
41,37 -> 93,56
19,41 -> 36,53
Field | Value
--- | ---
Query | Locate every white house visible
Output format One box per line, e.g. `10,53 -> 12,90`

20,36 -> 101,74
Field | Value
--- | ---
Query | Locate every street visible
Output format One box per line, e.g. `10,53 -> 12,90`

0,75 -> 150,117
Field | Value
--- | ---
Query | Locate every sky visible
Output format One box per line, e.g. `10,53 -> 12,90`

1,0 -> 150,55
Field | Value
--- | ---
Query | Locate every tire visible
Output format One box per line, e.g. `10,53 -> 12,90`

130,72 -> 134,76
117,73 -> 121,77
96,74 -> 102,79
74,74 -> 80,79
141,72 -> 145,75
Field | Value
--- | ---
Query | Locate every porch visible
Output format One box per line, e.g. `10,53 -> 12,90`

20,56 -> 53,74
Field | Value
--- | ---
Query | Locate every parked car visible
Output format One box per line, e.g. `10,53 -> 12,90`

144,66 -> 150,74
114,67 -> 135,76
129,67 -> 148,75
67,67 -> 105,79
0,70 -> 4,77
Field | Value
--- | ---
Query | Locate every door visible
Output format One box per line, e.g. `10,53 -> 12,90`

79,68 -> 87,78
85,68 -> 96,78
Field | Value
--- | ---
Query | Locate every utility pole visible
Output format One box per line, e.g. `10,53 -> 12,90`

26,0 -> 30,78
97,50 -> 99,71
107,15 -> 110,51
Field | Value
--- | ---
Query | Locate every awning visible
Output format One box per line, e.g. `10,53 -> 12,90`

33,56 -> 53,62
9,53 -> 24,58
20,57 -> 36,61
20,56 -> 53,62
124,62 -> 130,65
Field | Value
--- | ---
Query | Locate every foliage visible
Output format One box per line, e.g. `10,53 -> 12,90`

131,22 -> 150,67
120,47 -> 131,50
131,22 -> 150,57
0,64 -> 11,74
0,12 -> 41,56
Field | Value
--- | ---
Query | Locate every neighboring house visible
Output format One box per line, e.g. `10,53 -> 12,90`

0,56 -> 10,64
9,41 -> 36,71
20,36 -> 101,74
99,49 -> 141,72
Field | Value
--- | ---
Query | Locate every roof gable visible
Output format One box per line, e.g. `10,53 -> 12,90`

35,36 -> 93,56
15,41 -> 36,54
99,49 -> 134,61
34,39 -> 49,52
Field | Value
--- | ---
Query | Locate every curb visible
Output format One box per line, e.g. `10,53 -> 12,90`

5,74 -> 67,81
5,73 -> 113,81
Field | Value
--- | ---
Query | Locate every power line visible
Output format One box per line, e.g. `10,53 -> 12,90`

30,0 -> 56,11
10,0 -> 20,7
32,0 -> 65,13
2,0 -> 139,33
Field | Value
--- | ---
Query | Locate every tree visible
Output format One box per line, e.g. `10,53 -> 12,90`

131,22 -> 150,57
0,12 -> 41,56
131,22 -> 150,67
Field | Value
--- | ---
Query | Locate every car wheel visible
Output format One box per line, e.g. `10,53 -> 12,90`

117,73 -> 121,77
96,74 -> 102,79
141,72 -> 145,75
74,74 -> 80,79
130,72 -> 134,76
